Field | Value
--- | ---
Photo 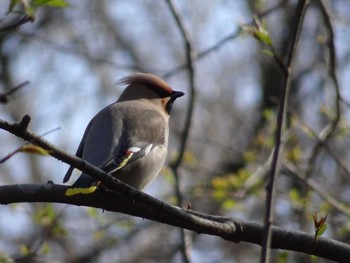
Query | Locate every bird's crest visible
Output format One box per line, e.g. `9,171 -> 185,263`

118,73 -> 174,98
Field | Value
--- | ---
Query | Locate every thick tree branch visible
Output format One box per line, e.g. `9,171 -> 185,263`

0,183 -> 350,262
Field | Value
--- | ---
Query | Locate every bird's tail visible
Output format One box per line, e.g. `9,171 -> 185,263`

63,166 -> 96,187
71,174 -> 97,188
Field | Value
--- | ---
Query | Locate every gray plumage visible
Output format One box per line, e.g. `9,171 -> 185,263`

63,73 -> 184,190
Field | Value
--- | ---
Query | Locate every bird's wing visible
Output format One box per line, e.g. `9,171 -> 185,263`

100,109 -> 166,174
101,142 -> 154,173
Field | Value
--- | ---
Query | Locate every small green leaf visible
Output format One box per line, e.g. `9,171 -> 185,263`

286,145 -> 302,163
86,207 -> 99,217
183,151 -> 198,168
255,30 -> 273,46
222,199 -> 236,210
243,150 -> 257,162
41,241 -> 51,255
20,243 -> 30,256
262,109 -> 274,120
52,223 -> 67,236
241,25 -> 256,36
313,212 -> 328,240
33,0 -> 70,8
261,49 -> 274,57
318,224 -> 327,237
277,251 -> 288,263
34,204 -> 56,225
241,16 -> 273,46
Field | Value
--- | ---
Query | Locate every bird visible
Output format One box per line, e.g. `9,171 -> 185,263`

63,73 -> 184,193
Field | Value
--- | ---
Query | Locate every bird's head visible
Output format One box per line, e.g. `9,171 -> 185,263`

117,73 -> 184,114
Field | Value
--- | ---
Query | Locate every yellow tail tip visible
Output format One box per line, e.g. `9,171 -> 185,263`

65,186 -> 98,196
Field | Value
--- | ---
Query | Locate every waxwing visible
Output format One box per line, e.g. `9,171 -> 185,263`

63,73 -> 184,190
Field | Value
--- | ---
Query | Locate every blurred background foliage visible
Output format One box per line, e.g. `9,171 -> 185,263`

1,0 -> 350,262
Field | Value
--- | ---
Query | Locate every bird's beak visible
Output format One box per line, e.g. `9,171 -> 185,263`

171,90 -> 184,100
165,91 -> 184,114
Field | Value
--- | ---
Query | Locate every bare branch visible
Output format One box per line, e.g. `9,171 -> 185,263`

0,15 -> 34,33
0,80 -> 29,104
165,0 -> 197,261
0,126 -> 60,163
165,1 -> 196,172
318,0 -> 341,129
305,0 -> 342,178
0,183 -> 349,262
163,0 -> 288,78
283,162 -> 350,216
290,108 -> 350,180
261,1 -> 310,262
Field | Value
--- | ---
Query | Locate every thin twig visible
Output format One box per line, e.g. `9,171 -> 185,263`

260,1 -> 310,262
0,126 -> 60,163
318,0 -> 341,128
289,108 -> 350,180
0,80 -> 29,104
289,1 -> 343,235
164,0 -> 196,262
305,0 -> 342,178
0,15 -> 34,33
164,1 -> 196,170
283,162 -> 350,216
163,0 -> 288,78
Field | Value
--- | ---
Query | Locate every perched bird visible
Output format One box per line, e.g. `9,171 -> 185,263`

63,73 -> 184,191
